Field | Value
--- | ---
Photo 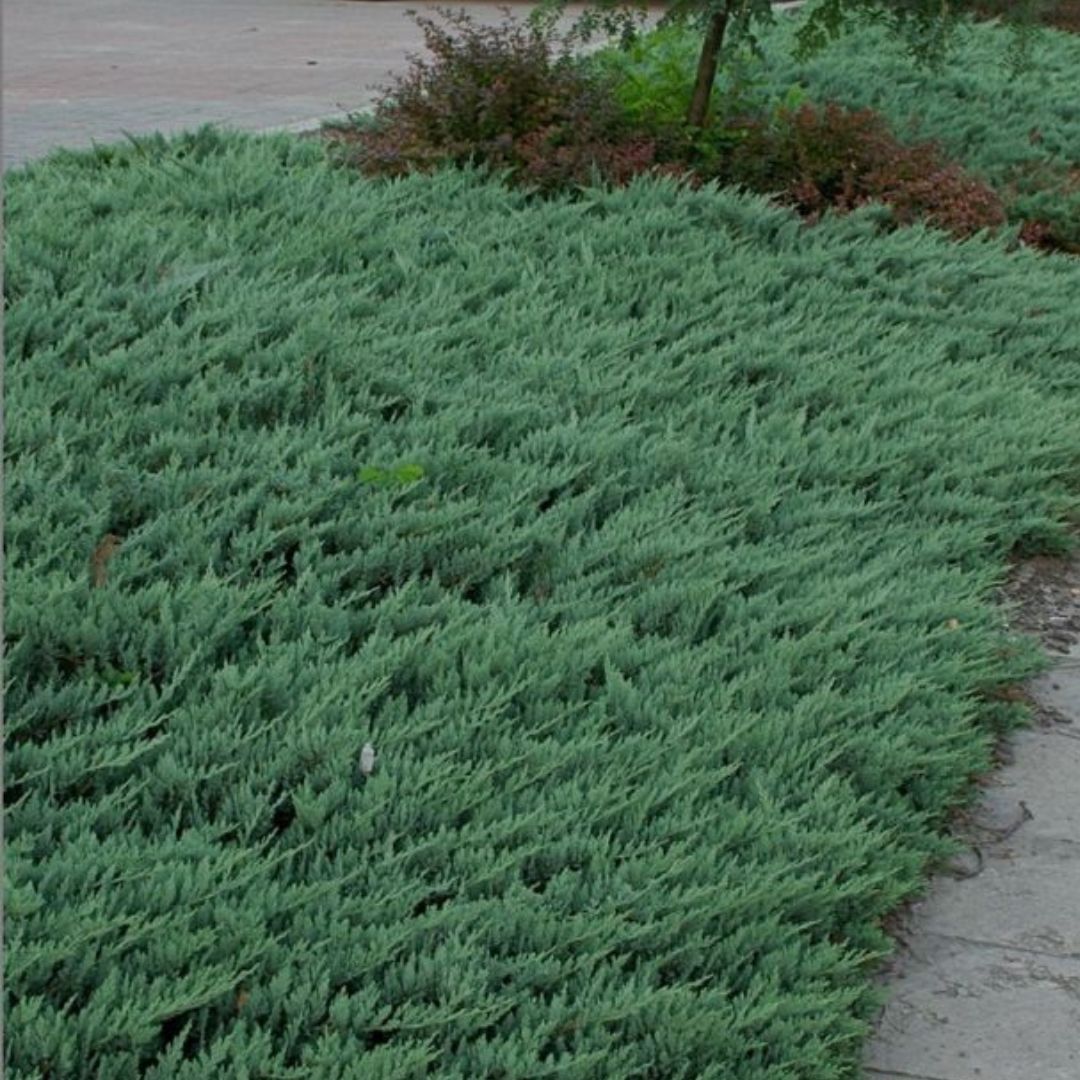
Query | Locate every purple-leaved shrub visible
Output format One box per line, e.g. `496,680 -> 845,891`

724,103 -> 1007,239
330,7 -> 681,193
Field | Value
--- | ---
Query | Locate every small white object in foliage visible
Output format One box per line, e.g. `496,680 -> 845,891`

359,743 -> 377,777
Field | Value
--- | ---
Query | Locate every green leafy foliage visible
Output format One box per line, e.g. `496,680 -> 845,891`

4,129 -> 1079,1077
536,0 -> 1041,133
358,463 -> 427,488
590,24 -> 805,169
590,17 -> 804,129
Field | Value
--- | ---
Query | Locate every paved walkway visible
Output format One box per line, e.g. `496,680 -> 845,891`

1,0 -> 601,168
864,566 -> 1080,1080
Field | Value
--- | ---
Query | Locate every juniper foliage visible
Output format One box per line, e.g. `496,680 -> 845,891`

4,130 -> 1079,1077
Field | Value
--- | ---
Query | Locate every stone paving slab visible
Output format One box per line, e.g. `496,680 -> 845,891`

975,728 -> 1080,841
980,724 -> 1080,839
898,828 -> 1080,959
866,936 -> 1080,1080
865,641 -> 1080,1080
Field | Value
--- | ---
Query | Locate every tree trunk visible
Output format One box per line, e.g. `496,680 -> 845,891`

686,8 -> 730,129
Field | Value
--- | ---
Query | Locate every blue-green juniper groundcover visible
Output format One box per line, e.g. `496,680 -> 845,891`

4,120 -> 1079,1077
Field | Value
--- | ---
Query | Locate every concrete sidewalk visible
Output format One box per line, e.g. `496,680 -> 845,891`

1,0 -> 601,168
864,565 -> 1080,1080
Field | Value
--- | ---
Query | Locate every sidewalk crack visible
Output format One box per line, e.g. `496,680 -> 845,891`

865,1066 -> 961,1080
922,929 -> 1080,962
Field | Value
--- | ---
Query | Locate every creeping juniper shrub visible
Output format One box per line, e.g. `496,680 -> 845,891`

6,127 -> 1080,1079
333,7 -> 672,193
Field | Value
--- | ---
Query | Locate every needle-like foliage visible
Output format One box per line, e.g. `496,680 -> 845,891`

4,129 -> 1079,1077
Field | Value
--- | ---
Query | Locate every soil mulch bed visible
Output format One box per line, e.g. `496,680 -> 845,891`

996,535 -> 1080,742
1001,536 -> 1080,655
